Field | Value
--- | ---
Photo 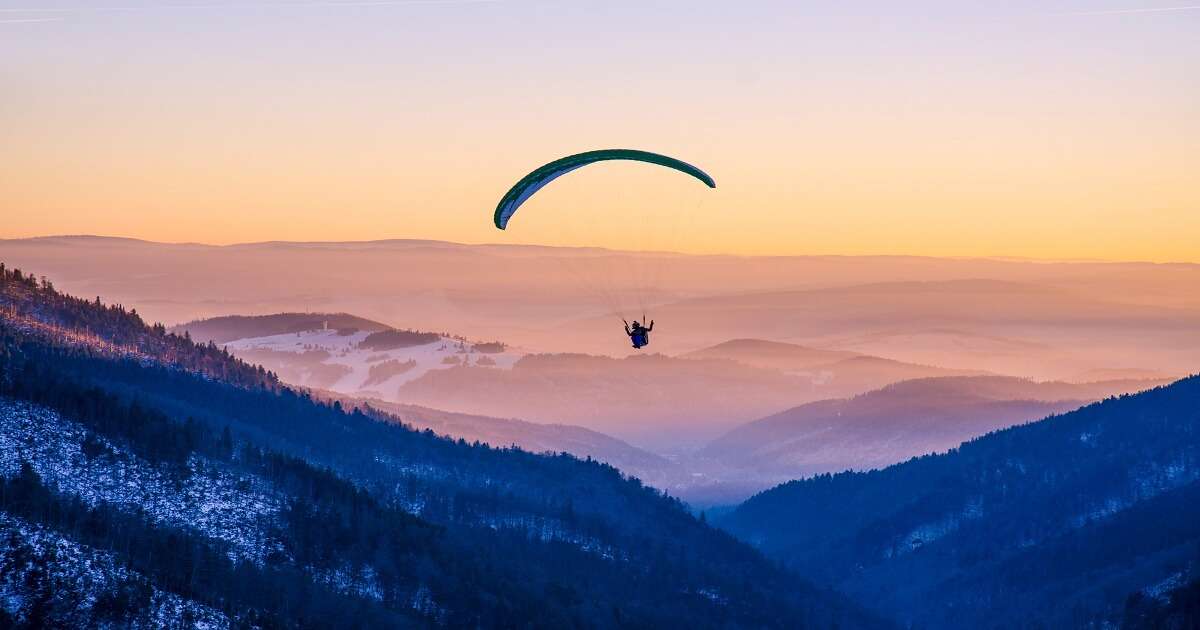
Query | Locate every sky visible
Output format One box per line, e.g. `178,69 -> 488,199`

1,1 -> 1198,260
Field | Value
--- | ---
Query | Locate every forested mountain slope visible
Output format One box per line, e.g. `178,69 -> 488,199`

718,374 -> 1200,629
0,264 -> 887,629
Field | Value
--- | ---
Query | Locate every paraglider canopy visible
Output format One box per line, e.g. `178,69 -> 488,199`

494,149 -> 716,230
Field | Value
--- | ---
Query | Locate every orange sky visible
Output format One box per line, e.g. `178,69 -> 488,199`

2,2 -> 1198,261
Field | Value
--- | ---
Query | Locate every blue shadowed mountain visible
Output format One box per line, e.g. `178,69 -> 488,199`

716,374 -> 1200,628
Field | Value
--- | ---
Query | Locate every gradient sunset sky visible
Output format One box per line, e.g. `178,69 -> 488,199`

2,1 -> 1197,260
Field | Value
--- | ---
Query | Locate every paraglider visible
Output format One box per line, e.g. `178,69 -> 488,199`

493,149 -> 714,349
493,149 -> 715,230
624,319 -> 654,349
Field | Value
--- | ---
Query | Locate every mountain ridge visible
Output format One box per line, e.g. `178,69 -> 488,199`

717,373 -> 1200,628
10,235 -> 1200,268
686,374 -> 1164,497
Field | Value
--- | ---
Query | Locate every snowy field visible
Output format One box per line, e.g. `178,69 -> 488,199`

224,328 -> 523,399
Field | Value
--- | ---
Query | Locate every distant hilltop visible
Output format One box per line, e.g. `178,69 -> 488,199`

172,312 -> 394,345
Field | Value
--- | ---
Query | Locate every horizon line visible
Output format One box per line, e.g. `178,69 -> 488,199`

2,233 -> 1197,267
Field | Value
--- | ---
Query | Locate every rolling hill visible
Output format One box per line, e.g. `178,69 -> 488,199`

701,375 -> 1167,479
683,338 -> 984,398
321,395 -> 691,492
684,338 -> 860,371
391,352 -> 816,448
175,314 -> 523,396
171,312 -> 392,344
717,374 -> 1200,628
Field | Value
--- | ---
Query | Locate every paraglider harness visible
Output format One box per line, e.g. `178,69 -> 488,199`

624,318 -> 653,349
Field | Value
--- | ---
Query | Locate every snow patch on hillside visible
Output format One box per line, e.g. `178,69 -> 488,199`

1143,571 -> 1185,601
1070,459 -> 1199,529
0,399 -> 282,562
890,496 -> 986,557
224,329 -> 521,398
0,513 -> 230,629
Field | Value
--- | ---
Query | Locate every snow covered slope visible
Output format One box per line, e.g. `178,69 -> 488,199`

224,328 -> 522,397
0,513 -> 231,629
0,400 -> 281,563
